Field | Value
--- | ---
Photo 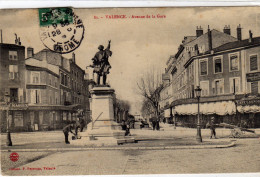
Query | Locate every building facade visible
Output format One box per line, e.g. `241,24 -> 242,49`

0,43 -> 28,132
160,26 -> 238,122
1,42 -> 91,132
25,51 -> 63,131
160,25 -> 260,128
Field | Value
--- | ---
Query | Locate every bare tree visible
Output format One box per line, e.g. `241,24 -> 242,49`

113,98 -> 131,122
137,67 -> 163,119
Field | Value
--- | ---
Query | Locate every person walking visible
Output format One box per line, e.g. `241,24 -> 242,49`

207,117 -> 217,139
152,120 -> 156,131
156,119 -> 160,131
79,118 -> 86,132
63,123 -> 75,144
74,119 -> 81,139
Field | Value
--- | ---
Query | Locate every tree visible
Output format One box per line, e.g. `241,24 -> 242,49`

137,69 -> 163,119
141,99 -> 154,120
113,98 -> 131,123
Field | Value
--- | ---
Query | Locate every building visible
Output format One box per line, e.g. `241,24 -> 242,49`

160,26 -> 238,123
160,25 -> 260,128
70,53 -> 85,106
25,49 -> 90,130
69,53 -> 89,121
0,41 -> 28,132
25,48 -> 62,131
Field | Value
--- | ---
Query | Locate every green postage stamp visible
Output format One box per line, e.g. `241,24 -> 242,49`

38,7 -> 74,27
38,7 -> 84,54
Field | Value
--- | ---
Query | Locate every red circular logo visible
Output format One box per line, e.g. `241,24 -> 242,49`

10,152 -> 19,162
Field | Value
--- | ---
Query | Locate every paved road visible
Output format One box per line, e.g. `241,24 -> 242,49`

2,125 -> 259,149
2,138 -> 260,175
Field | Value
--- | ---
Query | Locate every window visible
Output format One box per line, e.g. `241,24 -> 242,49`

9,51 -> 18,60
229,77 -> 240,94
199,59 -> 208,75
50,95 -> 52,104
55,92 -> 58,104
54,77 -> 57,87
230,53 -> 239,71
213,79 -> 224,95
251,81 -> 259,94
200,81 -> 209,96
30,89 -> 41,104
61,73 -> 65,85
9,65 -> 18,79
31,72 -> 40,84
250,55 -> 258,71
214,56 -> 223,73
49,74 -> 52,85
64,74 -> 68,86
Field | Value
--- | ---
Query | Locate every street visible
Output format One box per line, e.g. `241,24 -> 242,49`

1,124 -> 260,175
2,138 -> 260,175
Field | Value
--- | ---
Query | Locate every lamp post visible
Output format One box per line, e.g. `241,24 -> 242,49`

4,92 -> 12,146
194,86 -> 202,143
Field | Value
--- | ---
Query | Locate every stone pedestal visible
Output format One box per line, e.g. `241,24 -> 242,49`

71,86 -> 134,146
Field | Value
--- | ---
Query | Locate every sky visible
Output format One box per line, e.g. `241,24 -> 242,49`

0,7 -> 260,115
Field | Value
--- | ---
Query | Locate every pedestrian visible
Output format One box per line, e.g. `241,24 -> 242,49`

63,123 -> 75,144
121,120 -> 127,130
207,117 -> 217,139
152,120 -> 156,131
156,119 -> 160,130
74,119 -> 81,139
79,118 -> 86,132
125,122 -> 131,136
163,118 -> 166,124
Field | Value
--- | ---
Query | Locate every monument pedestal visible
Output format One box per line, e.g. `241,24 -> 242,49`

71,86 -> 134,146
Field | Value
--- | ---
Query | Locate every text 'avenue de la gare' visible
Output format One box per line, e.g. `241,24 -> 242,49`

94,14 -> 166,19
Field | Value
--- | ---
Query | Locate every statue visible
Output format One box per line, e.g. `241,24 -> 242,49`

89,40 -> 112,85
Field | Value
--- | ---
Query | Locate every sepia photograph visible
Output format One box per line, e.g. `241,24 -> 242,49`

0,6 -> 260,176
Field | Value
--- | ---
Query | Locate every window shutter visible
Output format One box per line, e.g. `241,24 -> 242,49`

230,55 -> 238,71
200,61 -> 207,75
31,90 -> 36,104
250,55 -> 258,71
18,88 -> 23,103
251,82 -> 258,94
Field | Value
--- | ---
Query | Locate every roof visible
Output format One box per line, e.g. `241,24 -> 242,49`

184,36 -> 260,68
205,36 -> 260,54
0,43 -> 25,49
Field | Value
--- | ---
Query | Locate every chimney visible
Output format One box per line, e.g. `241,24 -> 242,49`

237,24 -> 242,41
223,25 -> 231,35
18,37 -> 21,45
249,30 -> 253,43
208,26 -> 212,51
72,52 -> 75,63
196,26 -> 203,37
27,47 -> 34,58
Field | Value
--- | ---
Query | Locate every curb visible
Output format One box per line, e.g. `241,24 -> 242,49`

1,141 -> 236,152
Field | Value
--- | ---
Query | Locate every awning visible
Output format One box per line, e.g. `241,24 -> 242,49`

164,108 -> 171,118
237,105 -> 260,114
175,101 -> 236,116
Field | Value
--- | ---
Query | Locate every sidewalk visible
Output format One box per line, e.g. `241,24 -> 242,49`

1,124 -> 259,151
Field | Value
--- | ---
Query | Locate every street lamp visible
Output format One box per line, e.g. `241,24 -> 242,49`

4,92 -> 12,146
194,86 -> 202,143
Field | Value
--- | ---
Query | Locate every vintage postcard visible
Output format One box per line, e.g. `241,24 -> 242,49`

0,6 -> 260,176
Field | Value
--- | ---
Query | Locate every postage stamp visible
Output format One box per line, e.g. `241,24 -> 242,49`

39,7 -> 84,54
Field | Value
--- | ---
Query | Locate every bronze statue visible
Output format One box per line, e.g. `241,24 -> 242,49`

89,40 -> 112,85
